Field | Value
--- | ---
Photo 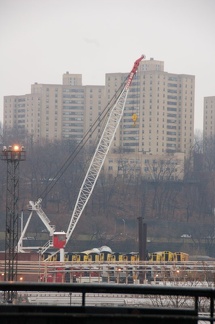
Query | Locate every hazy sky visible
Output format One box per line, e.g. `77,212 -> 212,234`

1,0 -> 215,131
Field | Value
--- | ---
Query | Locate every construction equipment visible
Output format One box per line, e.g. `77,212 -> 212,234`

18,55 -> 145,258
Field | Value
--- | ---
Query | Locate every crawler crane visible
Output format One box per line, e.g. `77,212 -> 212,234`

18,54 -> 145,259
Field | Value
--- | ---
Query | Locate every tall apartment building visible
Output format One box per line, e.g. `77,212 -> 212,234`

4,73 -> 105,144
3,58 -> 195,180
203,96 -> 215,139
105,58 -> 195,157
103,58 -> 194,180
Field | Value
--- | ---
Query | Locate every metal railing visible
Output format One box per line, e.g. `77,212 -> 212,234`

0,282 -> 215,323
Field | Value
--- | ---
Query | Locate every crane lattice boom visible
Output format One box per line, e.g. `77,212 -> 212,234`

66,55 -> 145,243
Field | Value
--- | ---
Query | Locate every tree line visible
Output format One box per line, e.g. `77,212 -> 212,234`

1,127 -> 215,255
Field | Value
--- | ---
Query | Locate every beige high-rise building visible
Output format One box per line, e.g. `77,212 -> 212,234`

4,74 -> 105,144
103,58 -> 194,180
203,96 -> 215,139
4,93 -> 41,141
105,58 -> 195,157
3,58 -> 195,180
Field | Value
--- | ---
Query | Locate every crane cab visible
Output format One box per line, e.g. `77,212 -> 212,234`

53,231 -> 66,249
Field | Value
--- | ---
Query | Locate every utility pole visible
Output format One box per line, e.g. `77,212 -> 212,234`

1,145 -> 26,302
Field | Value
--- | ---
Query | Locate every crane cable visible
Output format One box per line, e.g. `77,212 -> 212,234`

39,76 -> 129,201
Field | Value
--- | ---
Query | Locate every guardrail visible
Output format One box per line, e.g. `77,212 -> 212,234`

1,259 -> 215,284
0,282 -> 215,323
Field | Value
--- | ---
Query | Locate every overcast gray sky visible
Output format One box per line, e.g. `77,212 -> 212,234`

1,0 -> 215,131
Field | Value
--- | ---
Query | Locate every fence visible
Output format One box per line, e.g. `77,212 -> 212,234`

0,282 -> 215,323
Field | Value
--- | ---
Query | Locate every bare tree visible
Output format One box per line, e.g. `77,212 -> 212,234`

143,155 -> 183,219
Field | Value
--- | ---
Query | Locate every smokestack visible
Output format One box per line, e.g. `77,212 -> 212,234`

138,217 -> 147,261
